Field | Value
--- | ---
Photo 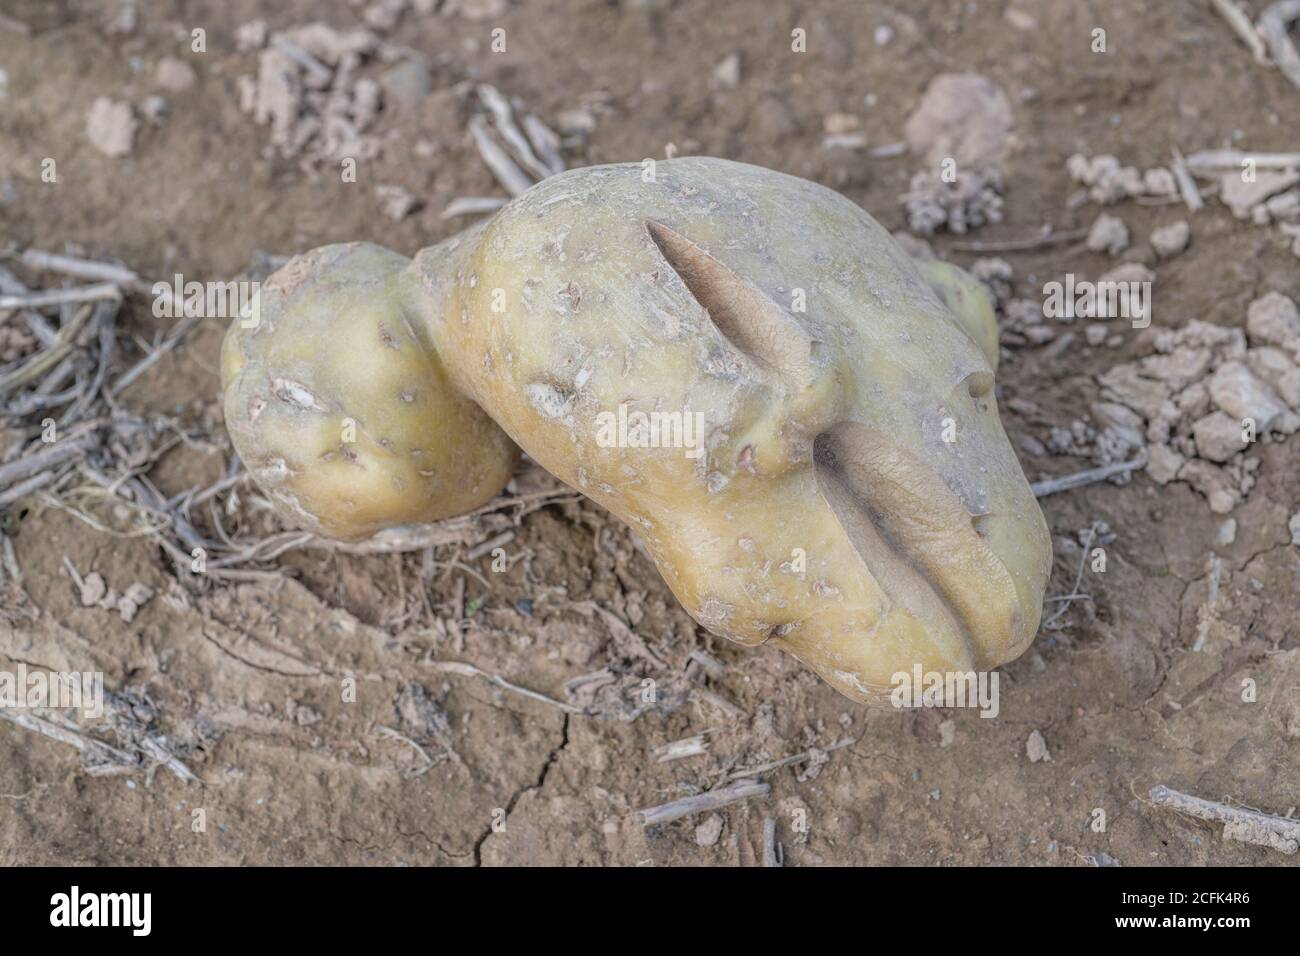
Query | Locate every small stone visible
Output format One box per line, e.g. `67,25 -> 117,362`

970,257 -> 1013,307
556,108 -> 596,137
1018,434 -> 1047,457
1142,167 -> 1178,197
1210,489 -> 1238,514
1208,361 -> 1287,433
236,19 -> 269,52
1086,213 -> 1129,256
1026,729 -> 1050,763
117,582 -> 155,623
1141,346 -> 1212,392
1004,5 -> 1037,30
78,572 -> 107,607
364,0 -> 409,31
85,97 -> 137,157
823,112 -> 859,135
1085,323 -> 1108,346
1180,459 -> 1241,514
376,184 -> 420,221
904,73 -> 1013,169
1247,346 -> 1296,380
139,95 -> 169,123
1290,511 -> 1300,546
1145,402 -> 1180,445
1246,347 -> 1300,407
1265,190 -> 1300,221
1091,401 -> 1144,432
1273,409 -> 1300,435
901,166 -> 1004,236
1176,381 -> 1211,419
1216,518 -> 1237,546
1098,363 -> 1171,421
1066,153 -> 1099,183
1192,411 -> 1246,463
1246,292 -> 1300,351
155,56 -> 196,92
1145,443 -> 1184,485
1078,156 -> 1141,203
1221,168 -> 1300,218
1150,220 -> 1189,258
695,813 -> 724,847
712,52 -> 741,90
1098,261 -> 1154,287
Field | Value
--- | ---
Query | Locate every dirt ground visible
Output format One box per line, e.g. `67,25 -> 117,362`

1,0 -> 1298,866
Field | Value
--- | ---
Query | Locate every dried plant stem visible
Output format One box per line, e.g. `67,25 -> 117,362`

0,282 -> 121,311
1185,149 -> 1300,171
1259,0 -> 1300,92
1031,455 -> 1146,498
0,432 -> 100,492
1210,0 -> 1270,62
109,315 -> 203,396
477,85 -> 553,182
639,779 -> 771,826
468,115 -> 535,197
425,659 -> 585,714
762,817 -> 782,867
19,249 -> 139,286
1170,146 -> 1205,212
719,737 -> 857,781
949,227 -> 1087,253
1150,785 -> 1300,855
441,196 -> 507,219
0,303 -> 95,397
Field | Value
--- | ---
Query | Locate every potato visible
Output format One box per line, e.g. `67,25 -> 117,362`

225,158 -> 1052,702
221,242 -> 518,541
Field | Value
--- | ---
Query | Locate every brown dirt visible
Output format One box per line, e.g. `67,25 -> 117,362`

1,0 -> 1297,866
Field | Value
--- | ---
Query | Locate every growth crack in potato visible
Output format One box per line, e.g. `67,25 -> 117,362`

222,158 -> 1052,702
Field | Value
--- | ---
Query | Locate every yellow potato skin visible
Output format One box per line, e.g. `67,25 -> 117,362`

221,242 -> 518,541
918,259 -> 1001,371
400,158 -> 1051,700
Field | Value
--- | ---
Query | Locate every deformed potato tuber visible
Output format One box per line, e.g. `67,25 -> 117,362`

221,242 -> 518,540
222,158 -> 1052,702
